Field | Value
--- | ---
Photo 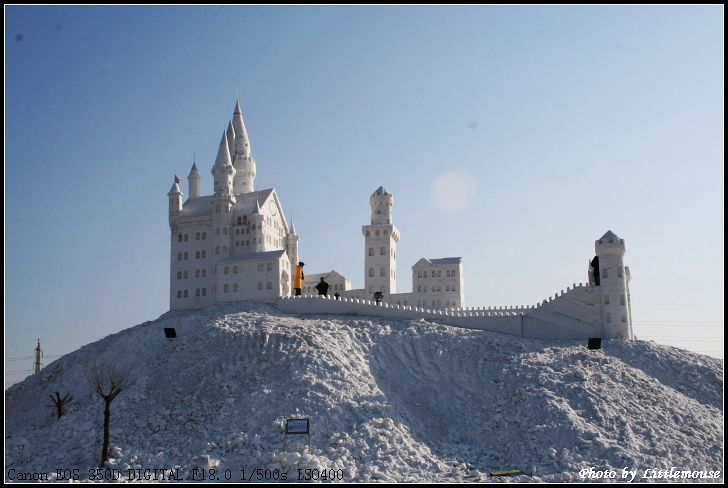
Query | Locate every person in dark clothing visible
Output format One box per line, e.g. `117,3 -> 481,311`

373,291 -> 383,304
334,292 -> 341,300
590,255 -> 600,286
315,277 -> 330,297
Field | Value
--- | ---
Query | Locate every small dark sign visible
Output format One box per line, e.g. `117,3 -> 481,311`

286,418 -> 310,434
588,337 -> 601,350
164,328 -> 177,339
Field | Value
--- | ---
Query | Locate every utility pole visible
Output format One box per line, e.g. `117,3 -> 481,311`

34,339 -> 43,374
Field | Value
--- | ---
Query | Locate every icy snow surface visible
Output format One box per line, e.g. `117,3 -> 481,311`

5,302 -> 724,482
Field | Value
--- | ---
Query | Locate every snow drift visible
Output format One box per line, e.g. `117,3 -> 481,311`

5,302 -> 724,482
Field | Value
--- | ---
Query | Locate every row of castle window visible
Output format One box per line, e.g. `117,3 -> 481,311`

603,295 -> 626,306
176,288 -> 207,298
223,282 -> 273,292
177,233 -> 208,242
416,299 -> 443,307
368,247 -> 396,258
177,251 -> 208,261
605,312 -> 628,323
177,269 -> 209,279
416,285 -> 458,293
602,268 -> 624,279
417,269 -> 458,278
365,229 -> 393,237
368,267 -> 396,278
223,263 -> 274,274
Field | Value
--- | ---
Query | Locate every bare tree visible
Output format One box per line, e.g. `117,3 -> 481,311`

49,391 -> 73,419
86,362 -> 134,467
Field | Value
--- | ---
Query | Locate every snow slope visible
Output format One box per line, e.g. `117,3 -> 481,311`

5,302 -> 724,482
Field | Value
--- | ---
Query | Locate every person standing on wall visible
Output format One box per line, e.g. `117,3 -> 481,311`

294,262 -> 305,296
315,277 -> 330,297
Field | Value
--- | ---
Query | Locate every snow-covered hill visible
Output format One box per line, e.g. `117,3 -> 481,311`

5,302 -> 724,482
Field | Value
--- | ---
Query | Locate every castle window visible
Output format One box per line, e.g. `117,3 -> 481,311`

267,263 -> 273,271
446,285 -> 450,292
380,267 -> 386,277
369,268 -> 374,277
380,247 -> 386,255
224,284 -> 229,293
177,290 -> 182,298
243,216 -> 248,224
224,267 -> 229,275
234,284 -> 239,292
177,253 -> 182,261
620,295 -> 626,306
178,234 -> 182,242
369,247 -> 374,256
237,217 -> 242,225
606,312 -> 611,323
257,263 -> 264,271
215,247 -> 220,255
202,269 -> 207,277
196,251 -> 200,259
202,288 -> 207,296
452,286 -> 457,292
233,266 -> 239,274
418,285 -> 422,293
196,232 -> 200,240
246,240 -> 250,246
258,282 -> 264,290
184,252 -> 188,260
195,270 -> 200,278
604,295 -> 610,305
183,289 -> 188,298
366,231 -> 370,237
223,246 -> 227,254
418,271 -> 422,278
195,288 -> 200,297
603,269 -> 608,278
432,300 -> 436,307
424,271 -> 428,278
446,270 -> 450,277
267,281 -> 273,290
202,251 -> 206,258
202,232 -> 206,240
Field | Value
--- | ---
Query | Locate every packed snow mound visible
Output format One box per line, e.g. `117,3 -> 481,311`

5,302 -> 724,482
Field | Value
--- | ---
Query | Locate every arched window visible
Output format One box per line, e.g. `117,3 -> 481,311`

183,289 -> 188,297
368,247 -> 374,256
423,271 -> 428,278
604,295 -> 610,305
177,271 -> 182,279
202,232 -> 206,240
202,288 -> 207,296
418,271 -> 422,278
195,289 -> 200,297
177,290 -> 182,298
237,217 -> 242,225
380,247 -> 386,255
418,285 -> 422,293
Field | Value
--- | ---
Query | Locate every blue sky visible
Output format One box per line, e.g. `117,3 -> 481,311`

5,6 -> 724,387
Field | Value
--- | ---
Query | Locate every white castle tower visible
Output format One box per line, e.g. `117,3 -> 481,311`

362,186 -> 400,295
595,230 -> 633,339
232,101 -> 256,194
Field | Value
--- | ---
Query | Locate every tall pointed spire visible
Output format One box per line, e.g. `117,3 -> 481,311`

290,219 -> 296,234
226,120 -> 236,159
214,130 -> 232,167
232,100 -> 251,158
168,175 -> 182,194
254,197 -> 261,214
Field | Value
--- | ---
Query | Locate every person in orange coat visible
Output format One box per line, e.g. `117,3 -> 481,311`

294,262 -> 305,296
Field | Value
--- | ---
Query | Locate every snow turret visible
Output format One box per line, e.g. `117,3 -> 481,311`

370,186 -> 393,225
187,163 -> 201,199
167,175 -> 183,227
211,131 -> 235,196
595,230 -> 633,339
232,100 -> 256,194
